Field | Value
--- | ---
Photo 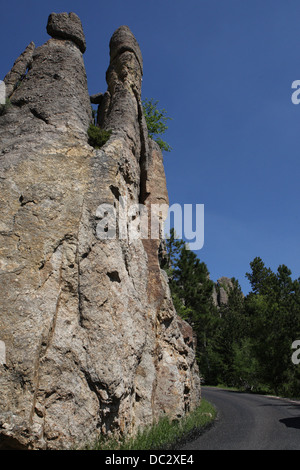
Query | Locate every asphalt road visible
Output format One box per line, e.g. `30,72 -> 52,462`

180,386 -> 300,450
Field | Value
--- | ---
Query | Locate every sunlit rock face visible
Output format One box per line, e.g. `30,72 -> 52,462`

0,13 -> 200,450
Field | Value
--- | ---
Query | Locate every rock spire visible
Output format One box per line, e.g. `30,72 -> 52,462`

0,13 -> 201,450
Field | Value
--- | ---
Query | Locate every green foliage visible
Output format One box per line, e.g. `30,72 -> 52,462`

164,236 -> 300,397
231,338 -> 260,391
204,260 -> 300,396
142,97 -> 172,152
87,123 -> 112,149
84,398 -> 216,450
246,256 -> 276,295
164,228 -> 217,375
243,259 -> 300,396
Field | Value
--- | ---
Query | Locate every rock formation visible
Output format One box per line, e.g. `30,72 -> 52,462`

0,13 -> 201,450
212,277 -> 234,308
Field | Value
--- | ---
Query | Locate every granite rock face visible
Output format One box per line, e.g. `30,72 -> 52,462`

0,14 -> 200,450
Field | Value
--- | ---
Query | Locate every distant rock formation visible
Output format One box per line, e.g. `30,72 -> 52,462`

212,277 -> 234,308
0,13 -> 200,450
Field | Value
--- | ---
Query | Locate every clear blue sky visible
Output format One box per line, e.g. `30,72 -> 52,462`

1,0 -> 300,294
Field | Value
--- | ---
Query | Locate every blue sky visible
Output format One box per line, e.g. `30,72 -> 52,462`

1,0 -> 300,294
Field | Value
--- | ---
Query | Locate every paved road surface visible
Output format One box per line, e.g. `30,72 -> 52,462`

180,386 -> 300,450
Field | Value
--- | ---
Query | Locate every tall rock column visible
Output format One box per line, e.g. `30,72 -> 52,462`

0,14 -> 200,450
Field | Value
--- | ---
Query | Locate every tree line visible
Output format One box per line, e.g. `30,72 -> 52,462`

164,229 -> 300,397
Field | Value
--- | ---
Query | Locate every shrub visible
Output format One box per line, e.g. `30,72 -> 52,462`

88,123 -> 112,149
142,97 -> 172,153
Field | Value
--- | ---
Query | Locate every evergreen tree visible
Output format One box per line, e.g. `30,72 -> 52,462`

164,230 -> 217,376
245,259 -> 300,395
213,279 -> 249,387
165,239 -> 300,396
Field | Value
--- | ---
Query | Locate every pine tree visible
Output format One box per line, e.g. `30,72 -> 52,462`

245,259 -> 300,395
164,230 -> 217,374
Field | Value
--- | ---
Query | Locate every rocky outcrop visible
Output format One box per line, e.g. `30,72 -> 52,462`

46,12 -> 86,53
3,41 -> 35,98
212,277 -> 234,307
0,13 -> 200,450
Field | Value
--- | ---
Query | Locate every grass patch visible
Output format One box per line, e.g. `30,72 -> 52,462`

85,398 -> 216,450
